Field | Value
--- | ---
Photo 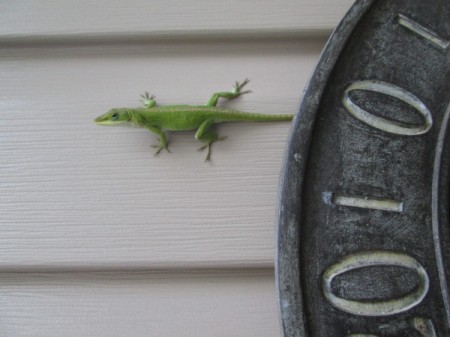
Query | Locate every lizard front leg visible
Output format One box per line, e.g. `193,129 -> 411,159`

140,92 -> 157,108
195,119 -> 226,161
146,126 -> 170,155
205,79 -> 252,107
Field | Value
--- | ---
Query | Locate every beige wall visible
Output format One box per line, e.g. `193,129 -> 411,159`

0,1 -> 353,336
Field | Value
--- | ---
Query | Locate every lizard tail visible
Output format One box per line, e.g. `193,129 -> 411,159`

218,111 -> 294,123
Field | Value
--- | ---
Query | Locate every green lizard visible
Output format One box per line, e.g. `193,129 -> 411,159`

94,79 -> 293,161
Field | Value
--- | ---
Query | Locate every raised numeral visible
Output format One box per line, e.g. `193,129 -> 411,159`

322,251 -> 429,316
346,317 -> 438,337
324,192 -> 403,212
398,14 -> 450,50
342,80 -> 432,136
410,317 -> 438,337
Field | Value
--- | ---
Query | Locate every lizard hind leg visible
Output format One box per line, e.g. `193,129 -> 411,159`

195,120 -> 226,161
196,132 -> 227,162
205,79 -> 252,107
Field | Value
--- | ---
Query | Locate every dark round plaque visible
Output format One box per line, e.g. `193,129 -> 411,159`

277,1 -> 450,336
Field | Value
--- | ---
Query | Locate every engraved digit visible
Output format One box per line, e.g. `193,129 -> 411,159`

323,192 -> 403,212
410,317 -> 438,337
322,251 -> 429,316
342,80 -> 432,135
345,317 -> 437,337
398,14 -> 450,50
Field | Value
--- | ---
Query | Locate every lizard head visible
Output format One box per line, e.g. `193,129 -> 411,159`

94,109 -> 131,125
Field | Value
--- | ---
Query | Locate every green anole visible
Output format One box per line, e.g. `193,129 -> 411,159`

94,79 -> 293,161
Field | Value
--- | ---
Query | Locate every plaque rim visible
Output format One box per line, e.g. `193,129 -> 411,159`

276,1 -> 377,336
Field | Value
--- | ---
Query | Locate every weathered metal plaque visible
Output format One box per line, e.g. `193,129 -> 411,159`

277,1 -> 450,336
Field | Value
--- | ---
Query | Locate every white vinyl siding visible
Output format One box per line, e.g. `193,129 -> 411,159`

0,1 -> 353,336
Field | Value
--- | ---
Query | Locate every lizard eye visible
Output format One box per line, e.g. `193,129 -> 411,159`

111,112 -> 119,121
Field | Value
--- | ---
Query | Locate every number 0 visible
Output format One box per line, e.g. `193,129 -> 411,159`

342,80 -> 432,135
322,251 -> 429,316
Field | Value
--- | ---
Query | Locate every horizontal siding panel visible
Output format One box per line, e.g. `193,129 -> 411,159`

0,0 -> 354,42
0,2 -> 350,335
0,269 -> 279,337
0,39 -> 325,270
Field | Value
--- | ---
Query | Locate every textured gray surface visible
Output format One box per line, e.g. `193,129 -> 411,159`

277,0 -> 450,336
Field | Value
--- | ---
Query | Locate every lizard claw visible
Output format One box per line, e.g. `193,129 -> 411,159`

140,92 -> 156,108
197,145 -> 207,152
197,136 -> 227,161
232,79 -> 252,95
140,92 -> 155,100
197,144 -> 212,162
151,143 -> 170,155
